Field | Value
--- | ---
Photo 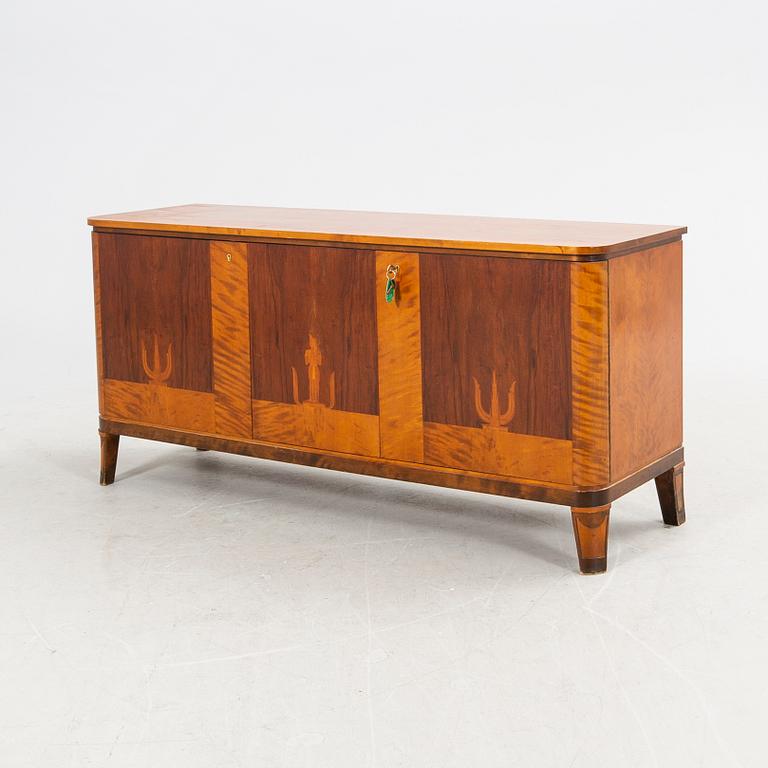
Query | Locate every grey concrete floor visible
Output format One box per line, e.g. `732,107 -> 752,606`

1,370 -> 766,767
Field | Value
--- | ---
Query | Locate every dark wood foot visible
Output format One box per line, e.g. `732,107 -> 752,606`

195,448 -> 209,451
654,461 -> 685,526
99,431 -> 119,486
571,504 -> 610,574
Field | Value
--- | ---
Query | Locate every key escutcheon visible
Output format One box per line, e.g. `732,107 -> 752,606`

385,263 -> 400,303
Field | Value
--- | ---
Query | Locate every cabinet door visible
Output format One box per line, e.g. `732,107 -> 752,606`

248,244 -> 380,456
418,253 -> 574,483
95,234 -> 252,437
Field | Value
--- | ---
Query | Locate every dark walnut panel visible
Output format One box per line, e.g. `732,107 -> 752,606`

248,244 -> 379,415
98,233 -> 213,393
420,254 -> 571,439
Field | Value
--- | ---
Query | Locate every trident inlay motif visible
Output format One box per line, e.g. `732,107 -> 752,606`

291,333 -> 335,409
141,333 -> 173,386
473,370 -> 516,431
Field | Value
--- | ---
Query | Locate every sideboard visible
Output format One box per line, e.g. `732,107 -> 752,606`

89,205 -> 686,573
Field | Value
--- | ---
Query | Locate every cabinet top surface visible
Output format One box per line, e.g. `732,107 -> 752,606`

88,204 -> 686,257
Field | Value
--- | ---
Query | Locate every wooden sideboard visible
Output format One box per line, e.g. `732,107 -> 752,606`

89,205 -> 686,573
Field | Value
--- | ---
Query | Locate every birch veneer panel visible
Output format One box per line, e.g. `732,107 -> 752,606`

91,205 -> 686,573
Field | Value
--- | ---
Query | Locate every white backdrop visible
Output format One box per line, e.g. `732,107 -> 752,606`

1,1 -> 767,766
2,0 -> 767,390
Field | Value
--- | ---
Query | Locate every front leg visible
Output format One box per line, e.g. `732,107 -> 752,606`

655,461 -> 685,526
99,431 -> 119,486
571,504 -> 610,574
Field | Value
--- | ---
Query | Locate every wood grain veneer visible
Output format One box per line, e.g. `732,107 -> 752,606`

655,461 -> 686,526
98,431 -> 119,486
92,233 -> 106,414
420,253 -> 571,440
210,241 -> 252,438
571,505 -> 611,574
89,204 -> 686,258
91,206 -> 686,574
100,418 -> 683,509
609,241 -> 683,481
248,243 -> 379,416
570,262 -> 610,487
251,400 -> 379,457
375,251 -> 425,463
97,233 -> 213,393
423,423 -> 573,484
102,380 -> 216,432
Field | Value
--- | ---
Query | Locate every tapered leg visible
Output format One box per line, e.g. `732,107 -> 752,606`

99,431 -> 119,486
571,504 -> 610,574
654,461 -> 685,526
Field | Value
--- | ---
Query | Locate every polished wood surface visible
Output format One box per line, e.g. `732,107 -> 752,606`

102,380 -> 216,432
655,461 -> 686,526
100,418 -> 683,508
423,423 -> 572,484
609,242 -> 683,481
97,233 -> 213,393
91,208 -> 686,574
251,400 -> 379,457
570,262 -> 610,487
420,253 -> 571,439
248,244 -> 379,415
92,234 -> 106,414
210,241 -> 252,438
571,505 -> 611,574
89,205 -> 686,257
92,228 -> 679,265
98,431 -> 119,486
375,251 -> 425,463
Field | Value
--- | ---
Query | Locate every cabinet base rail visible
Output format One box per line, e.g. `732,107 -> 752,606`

99,418 -> 684,574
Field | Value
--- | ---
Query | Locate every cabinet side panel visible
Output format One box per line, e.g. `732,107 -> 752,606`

571,262 -> 610,487
609,242 -> 683,481
211,242 -> 252,438
376,251 -> 424,462
92,233 -> 105,413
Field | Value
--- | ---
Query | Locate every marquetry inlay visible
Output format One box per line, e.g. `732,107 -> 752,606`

473,370 -> 517,431
291,333 -> 336,409
140,334 -> 173,386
